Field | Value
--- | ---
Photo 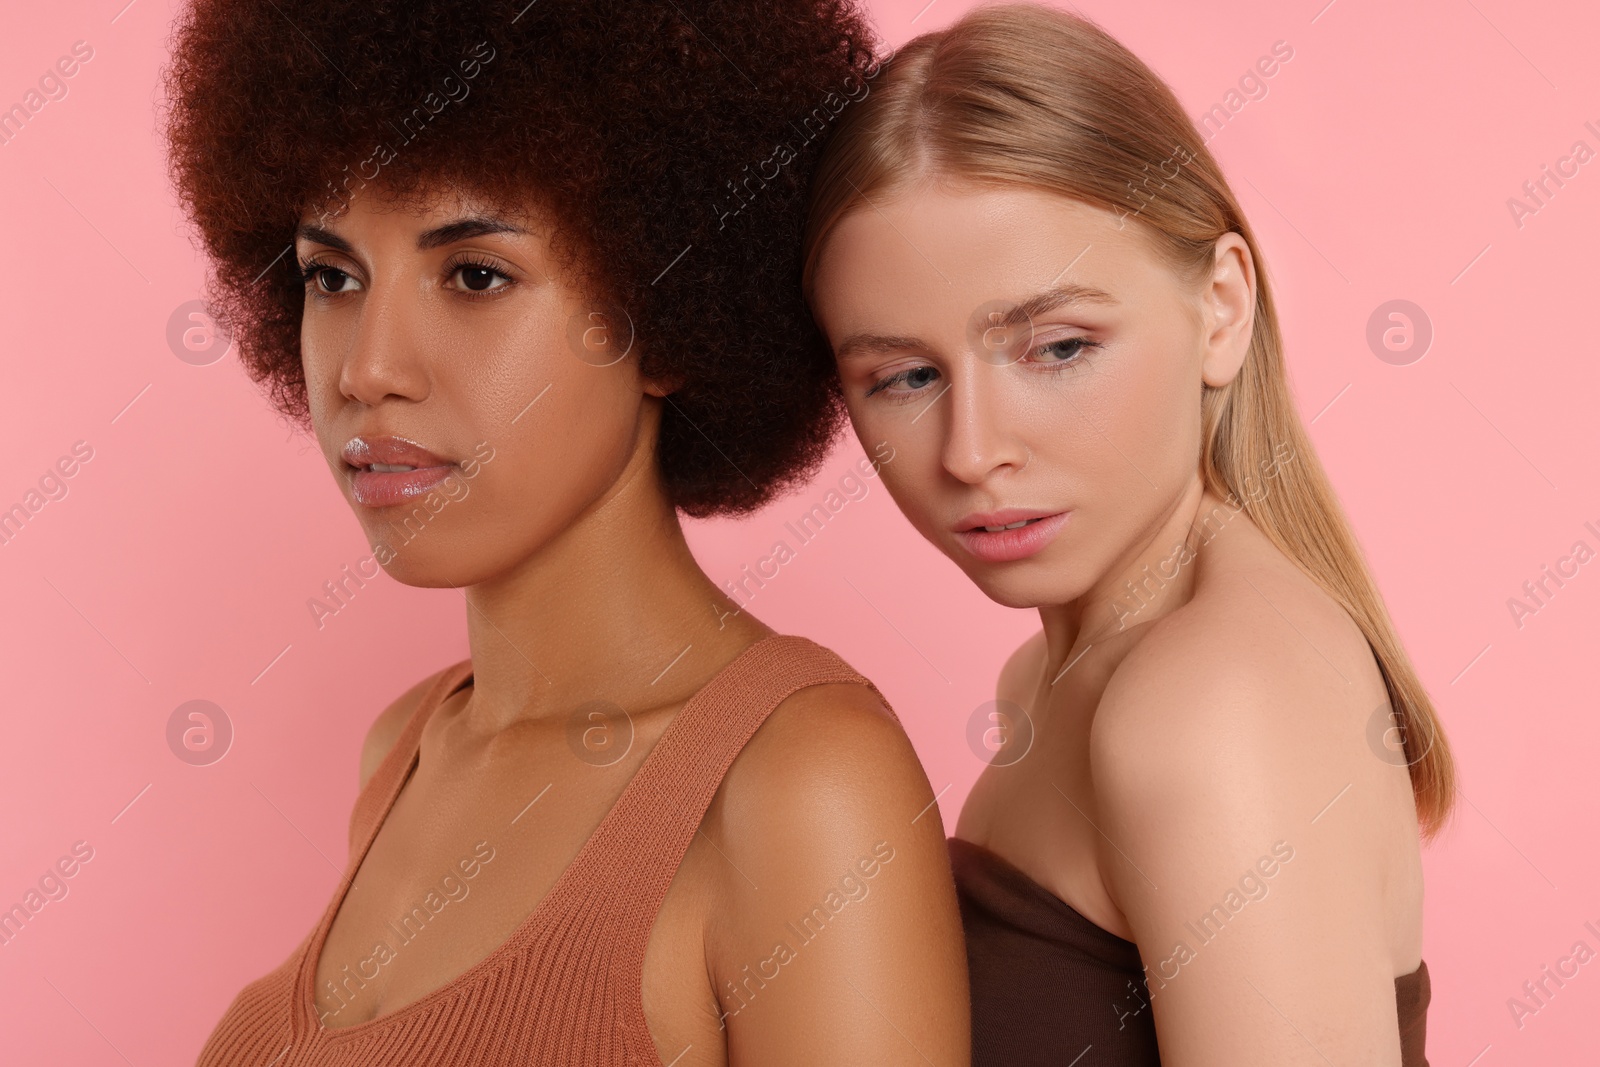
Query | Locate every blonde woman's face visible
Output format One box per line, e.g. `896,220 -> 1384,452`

809,182 -> 1253,609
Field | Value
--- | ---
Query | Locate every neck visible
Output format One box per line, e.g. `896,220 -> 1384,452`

456,412 -> 768,734
1036,472 -> 1225,682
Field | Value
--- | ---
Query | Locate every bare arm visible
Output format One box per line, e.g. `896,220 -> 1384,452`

706,682 -> 971,1066
1090,635 -> 1416,1066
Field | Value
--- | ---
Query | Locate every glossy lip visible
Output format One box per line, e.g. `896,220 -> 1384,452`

341,434 -> 459,509
952,508 -> 1071,563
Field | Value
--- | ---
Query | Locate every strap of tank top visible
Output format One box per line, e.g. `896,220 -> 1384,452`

348,640 -> 892,949
592,634 -> 897,982
344,660 -> 473,860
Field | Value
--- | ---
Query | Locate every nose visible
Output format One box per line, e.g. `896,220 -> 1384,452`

939,360 -> 1031,484
331,280 -> 431,408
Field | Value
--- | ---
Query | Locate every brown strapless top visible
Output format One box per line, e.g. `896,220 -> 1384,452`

949,836 -> 1430,1066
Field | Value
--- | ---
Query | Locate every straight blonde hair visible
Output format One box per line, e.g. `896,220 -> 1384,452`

802,2 -> 1454,838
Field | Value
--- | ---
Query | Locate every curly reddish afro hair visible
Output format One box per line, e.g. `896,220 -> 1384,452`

160,0 -> 880,517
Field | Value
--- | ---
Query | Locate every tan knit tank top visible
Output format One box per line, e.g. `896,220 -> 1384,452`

196,633 -> 893,1066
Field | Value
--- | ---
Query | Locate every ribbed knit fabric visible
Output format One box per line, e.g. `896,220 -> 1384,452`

196,633 -> 894,1067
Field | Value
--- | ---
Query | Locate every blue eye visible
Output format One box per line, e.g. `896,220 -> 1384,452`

863,336 -> 1102,403
865,365 -> 941,399
1033,337 -> 1097,363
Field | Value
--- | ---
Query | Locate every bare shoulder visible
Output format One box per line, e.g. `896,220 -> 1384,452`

714,679 -> 935,843
358,667 -> 455,790
701,679 -> 969,1061
1086,537 -> 1415,928
1093,541 -> 1387,784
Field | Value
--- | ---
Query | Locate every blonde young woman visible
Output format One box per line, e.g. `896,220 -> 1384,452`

803,5 -> 1451,1065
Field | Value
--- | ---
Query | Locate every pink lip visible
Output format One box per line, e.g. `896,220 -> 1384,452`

341,434 -> 458,509
952,509 -> 1071,563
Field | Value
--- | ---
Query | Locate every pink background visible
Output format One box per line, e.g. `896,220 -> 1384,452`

2,0 -> 1596,1062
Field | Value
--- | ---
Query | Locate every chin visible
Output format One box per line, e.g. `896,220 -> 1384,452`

371,555 -> 472,589
359,529 -> 494,589
962,560 -> 1088,612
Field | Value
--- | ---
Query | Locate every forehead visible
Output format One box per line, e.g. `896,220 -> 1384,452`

297,179 -> 540,237
811,182 -> 1170,330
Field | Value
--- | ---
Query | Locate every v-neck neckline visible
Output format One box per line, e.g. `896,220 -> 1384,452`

298,635 -> 785,1041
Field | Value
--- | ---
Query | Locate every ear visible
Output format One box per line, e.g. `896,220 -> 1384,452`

1198,232 -> 1256,389
642,369 -> 684,398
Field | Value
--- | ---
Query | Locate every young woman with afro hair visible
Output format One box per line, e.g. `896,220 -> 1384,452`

163,2 -> 970,1064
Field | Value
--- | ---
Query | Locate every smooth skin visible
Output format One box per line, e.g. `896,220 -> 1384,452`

809,180 -> 1423,1066
293,182 -> 969,1065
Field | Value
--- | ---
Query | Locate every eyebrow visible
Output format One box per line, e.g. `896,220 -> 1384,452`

294,214 -> 529,255
833,282 -> 1120,363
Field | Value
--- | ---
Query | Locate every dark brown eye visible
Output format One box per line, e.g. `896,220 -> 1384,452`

448,259 -> 512,296
297,261 -> 359,295
459,266 -> 496,291
316,268 -> 353,292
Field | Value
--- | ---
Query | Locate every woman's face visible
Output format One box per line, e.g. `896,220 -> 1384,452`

294,183 -> 664,587
809,182 -> 1252,610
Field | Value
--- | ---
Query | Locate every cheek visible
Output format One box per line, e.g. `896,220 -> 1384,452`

300,326 -> 345,422
449,305 -> 640,443
465,328 -> 643,519
841,397 -> 941,524
301,330 -> 363,468
1082,340 -> 1199,483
